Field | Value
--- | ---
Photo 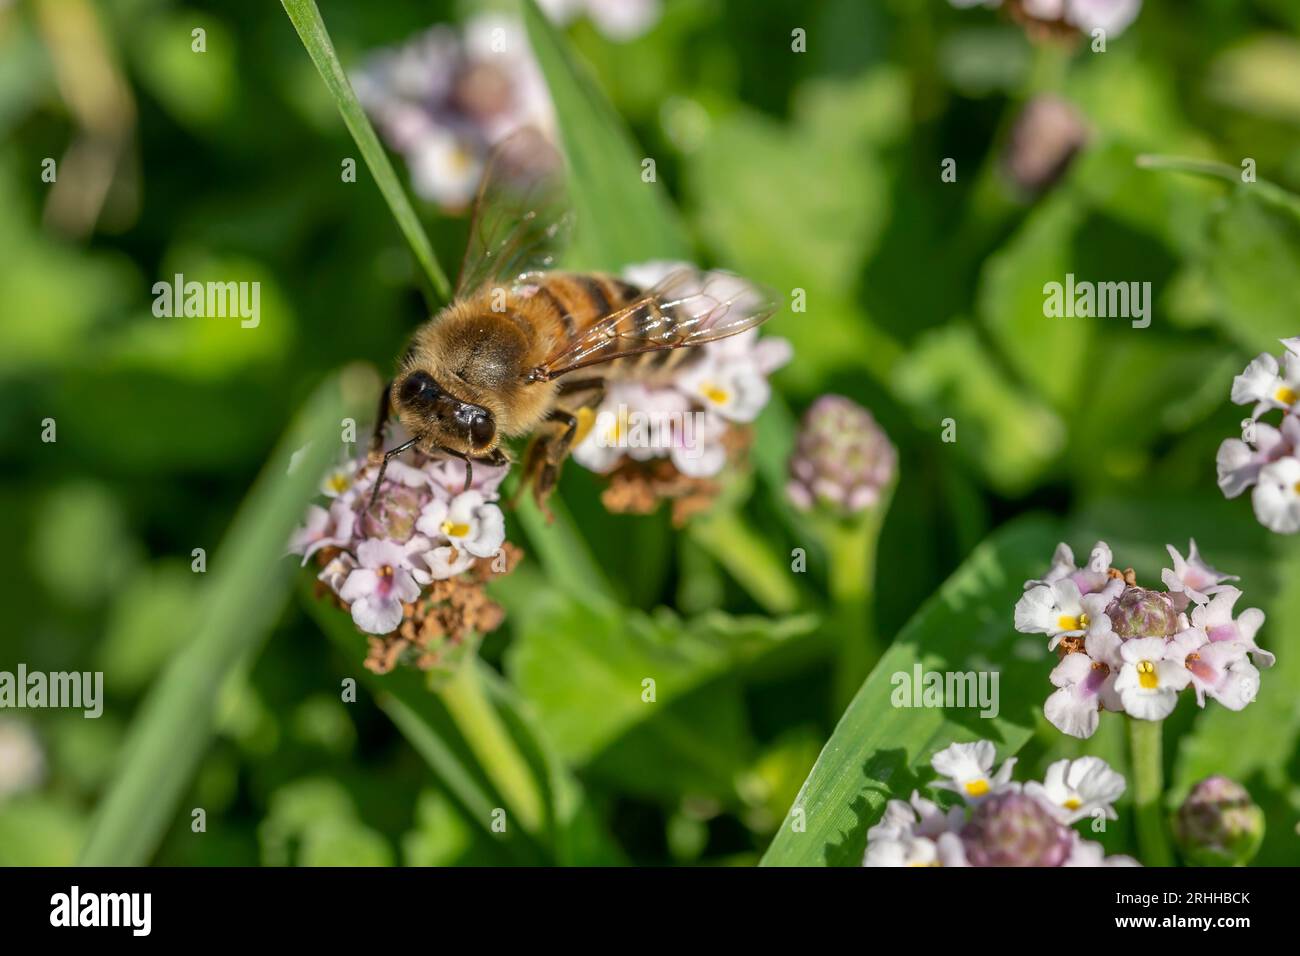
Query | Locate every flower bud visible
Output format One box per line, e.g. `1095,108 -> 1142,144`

786,395 -> 896,516
960,792 -> 1073,866
1175,776 -> 1265,867
361,482 -> 424,541
1107,587 -> 1180,639
1003,95 -> 1088,194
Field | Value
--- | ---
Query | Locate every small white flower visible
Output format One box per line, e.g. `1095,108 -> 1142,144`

338,539 -> 421,635
1024,756 -> 1125,824
1231,351 -> 1300,419
1189,586 -> 1272,668
1015,579 -> 1113,647
537,0 -> 663,41
1064,835 -> 1140,867
863,831 -> 967,868
1113,637 -> 1191,720
416,490 -> 505,559
930,740 -> 1017,802
1253,455 -> 1300,534
1065,0 -> 1143,36
1160,539 -> 1237,606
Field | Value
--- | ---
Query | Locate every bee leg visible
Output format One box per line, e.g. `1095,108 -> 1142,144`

368,435 -> 420,512
367,381 -> 394,466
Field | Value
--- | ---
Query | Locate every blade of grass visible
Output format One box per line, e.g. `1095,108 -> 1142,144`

513,493 -> 617,605
281,0 -> 451,304
520,0 -> 689,268
1137,154 -> 1300,221
760,515 -> 1061,866
78,365 -> 376,866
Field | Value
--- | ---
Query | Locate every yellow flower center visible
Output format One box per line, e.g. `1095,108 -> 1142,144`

908,861 -> 942,868
1058,612 -> 1088,631
441,521 -> 470,538
573,406 -> 597,446
701,382 -> 730,405
1276,386 -> 1298,405
1137,659 -> 1158,690
1293,481 -> 1300,495
378,565 -> 393,579
964,779 -> 990,797
1064,797 -> 1082,810
326,472 -> 351,494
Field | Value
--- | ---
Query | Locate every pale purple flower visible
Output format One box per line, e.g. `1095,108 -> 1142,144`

1189,586 -> 1273,668
1217,416 -> 1299,499
1043,649 -> 1120,739
1161,540 -> 1237,606
338,539 -> 422,635
1231,350 -> 1300,419
786,395 -> 897,515
1167,629 -> 1260,711
351,15 -> 554,211
288,501 -> 357,565
1066,0 -> 1142,35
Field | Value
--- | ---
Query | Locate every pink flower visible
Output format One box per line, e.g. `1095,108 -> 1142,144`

288,501 -> 357,565
1189,587 -> 1273,668
1161,539 -> 1237,606
338,539 -> 422,635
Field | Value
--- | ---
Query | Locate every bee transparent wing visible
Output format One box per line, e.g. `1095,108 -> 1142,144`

529,268 -> 779,381
455,127 -> 574,298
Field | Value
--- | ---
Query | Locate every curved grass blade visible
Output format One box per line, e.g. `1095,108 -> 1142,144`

78,365 -> 375,866
760,515 -> 1061,866
281,0 -> 451,304
520,0 -> 689,268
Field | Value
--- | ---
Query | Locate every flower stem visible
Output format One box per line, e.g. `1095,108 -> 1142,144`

1128,717 -> 1175,867
823,512 -> 883,713
689,508 -> 800,615
438,660 -> 545,837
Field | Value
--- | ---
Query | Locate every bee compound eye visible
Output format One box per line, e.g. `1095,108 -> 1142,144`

469,413 -> 495,449
399,370 -> 439,405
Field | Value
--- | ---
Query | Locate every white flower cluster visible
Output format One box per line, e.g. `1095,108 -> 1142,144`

1217,336 -> 1300,533
536,0 -> 662,41
949,0 -> 1142,36
571,261 -> 792,478
289,444 -> 509,636
1014,541 -> 1272,739
351,15 -> 554,211
865,741 -> 1136,867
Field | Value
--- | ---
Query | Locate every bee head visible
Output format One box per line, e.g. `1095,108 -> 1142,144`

394,370 -> 497,453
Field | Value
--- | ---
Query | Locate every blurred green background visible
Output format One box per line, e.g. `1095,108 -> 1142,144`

2,0 -> 1300,866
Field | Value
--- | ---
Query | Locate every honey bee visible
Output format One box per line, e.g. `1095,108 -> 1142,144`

368,128 -> 778,511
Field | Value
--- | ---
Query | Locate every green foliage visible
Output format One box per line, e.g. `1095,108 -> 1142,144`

4,0 -> 1299,869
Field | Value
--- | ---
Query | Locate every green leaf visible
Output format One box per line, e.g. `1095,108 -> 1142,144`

760,515 -> 1061,866
78,365 -> 376,866
892,323 -> 1065,495
521,0 -> 689,268
505,591 -> 816,778
1200,188 -> 1300,354
280,0 -> 450,303
977,192 -> 1091,410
